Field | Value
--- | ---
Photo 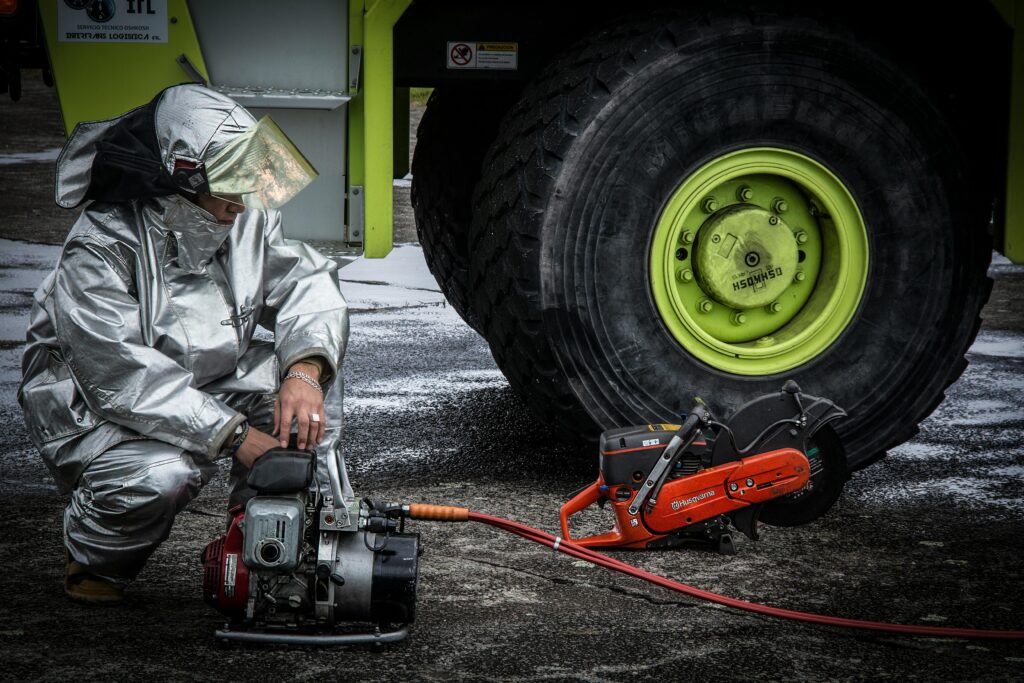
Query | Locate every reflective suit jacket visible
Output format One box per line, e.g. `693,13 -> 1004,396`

17,86 -> 349,491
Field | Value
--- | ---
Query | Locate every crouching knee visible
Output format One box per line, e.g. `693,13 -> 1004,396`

77,449 -> 211,525
130,455 -> 207,517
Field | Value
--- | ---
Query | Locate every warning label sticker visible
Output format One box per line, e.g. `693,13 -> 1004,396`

58,0 -> 168,43
224,553 -> 237,597
446,41 -> 518,70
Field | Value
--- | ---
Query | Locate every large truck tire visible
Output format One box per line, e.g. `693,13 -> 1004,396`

469,7 -> 992,520
411,88 -> 517,331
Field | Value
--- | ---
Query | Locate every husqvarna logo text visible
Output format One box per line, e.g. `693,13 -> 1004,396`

671,489 -> 716,510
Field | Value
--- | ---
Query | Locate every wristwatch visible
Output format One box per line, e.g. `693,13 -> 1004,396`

222,420 -> 250,458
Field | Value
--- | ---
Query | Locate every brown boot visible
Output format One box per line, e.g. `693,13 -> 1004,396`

64,558 -> 124,604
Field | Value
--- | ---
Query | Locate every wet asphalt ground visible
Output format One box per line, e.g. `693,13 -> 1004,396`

1,74 -> 1023,681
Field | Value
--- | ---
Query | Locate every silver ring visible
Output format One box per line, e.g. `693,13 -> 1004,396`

310,413 -> 320,423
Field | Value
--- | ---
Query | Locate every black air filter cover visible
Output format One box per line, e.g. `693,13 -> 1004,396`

246,448 -> 315,493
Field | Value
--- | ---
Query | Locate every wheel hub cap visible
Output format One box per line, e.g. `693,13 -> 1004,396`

693,204 -> 798,310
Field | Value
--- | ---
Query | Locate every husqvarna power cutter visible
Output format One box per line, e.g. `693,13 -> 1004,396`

559,382 -> 847,554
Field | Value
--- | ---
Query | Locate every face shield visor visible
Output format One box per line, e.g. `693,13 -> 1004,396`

204,116 -> 317,210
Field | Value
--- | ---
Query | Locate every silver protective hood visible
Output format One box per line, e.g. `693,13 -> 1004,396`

55,84 -> 258,272
56,84 -> 256,209
153,84 -> 255,173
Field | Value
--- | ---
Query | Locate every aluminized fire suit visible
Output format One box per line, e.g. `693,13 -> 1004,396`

17,85 -> 348,585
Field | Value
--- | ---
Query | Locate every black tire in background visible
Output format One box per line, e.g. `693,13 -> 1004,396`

468,6 -> 992,506
411,88 -> 518,331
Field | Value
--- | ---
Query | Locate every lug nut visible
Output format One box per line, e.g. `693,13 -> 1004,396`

795,231 -> 809,244
711,234 -> 722,244
702,197 -> 719,213
772,198 -> 789,214
737,186 -> 754,202
767,301 -> 782,313
732,312 -> 747,325
677,268 -> 694,283
682,230 -> 694,244
698,299 -> 714,313
794,271 -> 806,283
768,216 -> 779,225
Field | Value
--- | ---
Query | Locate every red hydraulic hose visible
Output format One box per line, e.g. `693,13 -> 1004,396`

456,510 -> 1024,641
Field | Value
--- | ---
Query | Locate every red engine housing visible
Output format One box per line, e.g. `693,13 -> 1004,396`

201,510 -> 250,616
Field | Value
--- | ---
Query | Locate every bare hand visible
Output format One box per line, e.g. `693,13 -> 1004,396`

274,361 -> 326,450
234,427 -> 280,469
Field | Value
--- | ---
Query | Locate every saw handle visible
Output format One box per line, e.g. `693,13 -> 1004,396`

559,482 -> 603,541
678,404 -> 710,437
644,404 -> 709,510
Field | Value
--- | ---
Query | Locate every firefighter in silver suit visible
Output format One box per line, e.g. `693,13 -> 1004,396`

17,84 -> 348,603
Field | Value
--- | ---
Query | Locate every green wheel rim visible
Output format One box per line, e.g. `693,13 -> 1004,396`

650,148 -> 869,375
